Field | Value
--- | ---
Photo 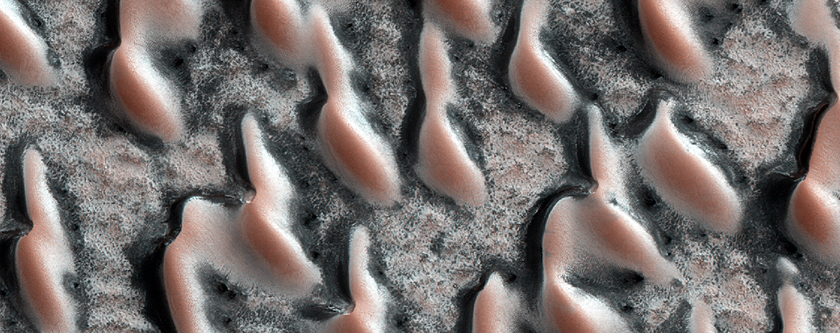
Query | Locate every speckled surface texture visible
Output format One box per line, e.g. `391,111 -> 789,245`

1,0 -> 840,332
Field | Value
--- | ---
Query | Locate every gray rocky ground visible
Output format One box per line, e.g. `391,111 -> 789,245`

1,0 -> 839,332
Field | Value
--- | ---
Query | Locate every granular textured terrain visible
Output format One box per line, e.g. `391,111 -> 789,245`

1,0 -> 839,332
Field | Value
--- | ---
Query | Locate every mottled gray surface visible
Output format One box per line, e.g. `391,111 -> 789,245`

0,0 -> 839,332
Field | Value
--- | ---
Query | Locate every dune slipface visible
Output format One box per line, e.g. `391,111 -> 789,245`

470,273 -> 518,333
637,98 -> 742,234
3,0 -> 840,332
542,278 -> 629,333
775,258 -> 814,333
250,0 -> 307,67
162,198 -> 225,333
325,227 -> 389,333
537,107 -> 678,331
508,0 -> 579,123
308,6 -> 401,206
0,0 -> 54,86
638,0 -> 711,82
108,0 -> 203,141
250,2 -> 403,206
238,114 -> 322,292
786,0 -> 840,265
15,149 -> 77,333
550,107 -> 679,286
163,196 -> 320,332
163,115 -> 321,332
416,22 -> 487,206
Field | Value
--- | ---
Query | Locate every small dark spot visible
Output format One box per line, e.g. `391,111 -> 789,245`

616,44 -> 627,52
71,223 -> 80,231
0,289 -> 6,296
728,3 -> 742,13
699,232 -> 708,240
223,317 -> 233,325
258,63 -> 270,72
377,270 -> 385,277
642,191 -> 657,207
620,302 -> 634,312
430,234 -> 444,254
188,44 -> 197,53
506,273 -> 517,283
699,7 -> 714,22
620,272 -> 645,285
608,122 -> 617,130
302,211 -> 318,229
395,314 -> 408,327
72,282 -> 80,290
173,57 -> 184,67
214,281 -> 236,300
711,38 -> 720,46
33,18 -> 43,28
453,55 -> 461,61
47,51 -> 60,67
681,115 -> 694,124
589,92 -> 599,101
311,251 -> 320,260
